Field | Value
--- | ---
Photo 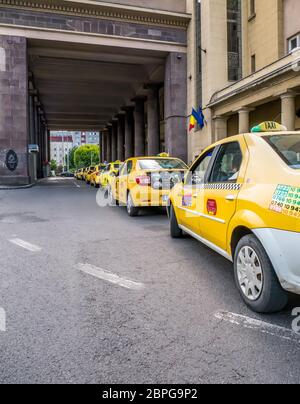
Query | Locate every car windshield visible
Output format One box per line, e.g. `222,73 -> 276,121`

264,134 -> 300,169
138,159 -> 186,170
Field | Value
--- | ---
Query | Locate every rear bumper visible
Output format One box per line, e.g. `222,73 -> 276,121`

131,187 -> 170,207
253,228 -> 300,295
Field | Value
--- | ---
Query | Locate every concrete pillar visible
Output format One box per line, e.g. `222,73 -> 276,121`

111,120 -> 118,162
0,36 -> 29,185
281,92 -> 296,131
124,107 -> 134,159
117,114 -> 125,161
213,116 -> 228,142
101,131 -> 105,163
134,98 -> 145,157
164,52 -> 187,162
28,93 -> 35,144
147,85 -> 160,156
106,126 -> 112,162
238,108 -> 251,134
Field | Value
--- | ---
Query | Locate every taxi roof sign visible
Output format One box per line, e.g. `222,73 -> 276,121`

251,121 -> 287,133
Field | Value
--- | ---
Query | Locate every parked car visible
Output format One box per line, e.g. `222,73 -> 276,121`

85,166 -> 96,184
75,168 -> 84,180
61,171 -> 74,178
98,161 -> 122,188
90,164 -> 107,187
168,121 -> 300,313
109,155 -> 188,217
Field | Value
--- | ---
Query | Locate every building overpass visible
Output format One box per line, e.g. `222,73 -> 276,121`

0,0 -> 190,185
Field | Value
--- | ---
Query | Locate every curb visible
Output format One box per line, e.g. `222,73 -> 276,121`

0,182 -> 37,191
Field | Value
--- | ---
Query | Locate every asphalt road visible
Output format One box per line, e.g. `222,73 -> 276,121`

0,177 -> 299,384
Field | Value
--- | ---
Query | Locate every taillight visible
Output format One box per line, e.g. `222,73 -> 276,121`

136,175 -> 151,186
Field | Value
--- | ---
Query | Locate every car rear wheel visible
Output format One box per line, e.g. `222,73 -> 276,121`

170,204 -> 183,239
108,186 -> 118,206
234,235 -> 288,313
127,192 -> 139,217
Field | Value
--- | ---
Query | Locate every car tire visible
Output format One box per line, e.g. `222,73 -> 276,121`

170,204 -> 183,239
108,186 -> 119,206
127,192 -> 139,217
234,234 -> 288,313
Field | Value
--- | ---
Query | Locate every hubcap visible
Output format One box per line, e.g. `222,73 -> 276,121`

127,194 -> 133,213
237,246 -> 263,301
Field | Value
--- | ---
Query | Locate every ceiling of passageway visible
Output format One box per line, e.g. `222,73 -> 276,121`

28,39 -> 166,130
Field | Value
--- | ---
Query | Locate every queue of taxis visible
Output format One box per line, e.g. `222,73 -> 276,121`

109,154 -> 188,217
167,122 -> 300,313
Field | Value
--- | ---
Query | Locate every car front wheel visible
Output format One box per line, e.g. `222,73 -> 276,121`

234,234 -> 288,313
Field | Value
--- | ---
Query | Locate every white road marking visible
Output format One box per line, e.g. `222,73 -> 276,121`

215,311 -> 300,343
77,263 -> 145,291
9,238 -> 42,253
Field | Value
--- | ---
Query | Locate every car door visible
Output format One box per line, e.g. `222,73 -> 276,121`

178,148 -> 216,235
200,139 -> 247,252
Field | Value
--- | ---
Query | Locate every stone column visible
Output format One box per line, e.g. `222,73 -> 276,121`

213,116 -> 228,142
106,126 -> 112,162
117,114 -> 125,161
134,98 -> 145,157
147,85 -> 160,156
238,108 -> 252,134
164,53 -> 187,162
101,131 -> 106,163
0,36 -> 29,185
111,120 -> 118,162
281,92 -> 296,131
124,107 -> 134,159
28,92 -> 35,144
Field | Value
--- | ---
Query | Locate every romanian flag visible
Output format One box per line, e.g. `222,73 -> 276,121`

189,108 -> 205,132
189,114 -> 196,132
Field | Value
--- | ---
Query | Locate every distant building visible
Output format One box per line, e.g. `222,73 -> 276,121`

50,135 -> 73,167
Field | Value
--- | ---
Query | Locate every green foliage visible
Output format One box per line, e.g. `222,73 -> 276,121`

67,146 -> 78,170
50,159 -> 57,171
74,145 -> 100,168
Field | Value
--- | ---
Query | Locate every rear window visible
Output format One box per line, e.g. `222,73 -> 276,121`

264,134 -> 300,169
138,159 -> 186,170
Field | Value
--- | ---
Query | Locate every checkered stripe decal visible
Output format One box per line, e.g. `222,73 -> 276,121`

204,183 -> 242,191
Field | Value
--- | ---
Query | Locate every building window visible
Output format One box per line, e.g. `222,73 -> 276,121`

251,55 -> 256,73
288,34 -> 300,52
227,0 -> 242,81
249,0 -> 256,17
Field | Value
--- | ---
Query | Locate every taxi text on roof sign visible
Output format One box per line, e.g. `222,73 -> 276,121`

251,121 -> 287,133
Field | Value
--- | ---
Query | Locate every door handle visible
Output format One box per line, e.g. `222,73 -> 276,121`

226,195 -> 236,201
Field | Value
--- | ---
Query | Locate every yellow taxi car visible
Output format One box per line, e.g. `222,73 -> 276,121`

82,167 -> 90,181
90,164 -> 107,187
75,168 -> 84,180
98,161 -> 122,188
85,166 -> 98,184
168,122 -> 300,313
109,155 -> 188,217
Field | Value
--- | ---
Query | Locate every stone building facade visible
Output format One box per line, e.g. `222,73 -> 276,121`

0,0 -> 190,185
188,0 -> 300,163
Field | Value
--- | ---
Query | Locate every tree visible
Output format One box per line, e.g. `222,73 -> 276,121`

74,145 -> 100,168
50,159 -> 57,172
66,146 -> 78,170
